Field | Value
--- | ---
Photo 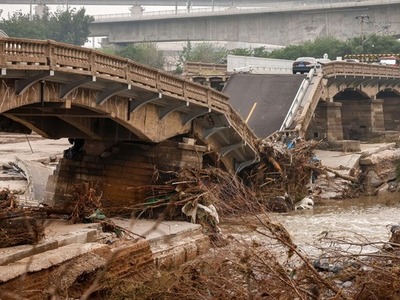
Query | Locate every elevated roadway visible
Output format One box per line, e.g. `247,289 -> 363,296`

0,0 -> 342,6
89,0 -> 400,46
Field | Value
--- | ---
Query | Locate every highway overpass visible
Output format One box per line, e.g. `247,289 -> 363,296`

0,0 -> 347,6
88,0 -> 400,46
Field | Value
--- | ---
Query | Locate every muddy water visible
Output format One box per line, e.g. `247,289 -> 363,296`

274,193 -> 400,257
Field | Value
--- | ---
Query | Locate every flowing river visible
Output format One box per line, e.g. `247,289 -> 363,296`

274,192 -> 400,257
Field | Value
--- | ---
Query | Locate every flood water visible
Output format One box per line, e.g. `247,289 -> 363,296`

274,192 -> 400,257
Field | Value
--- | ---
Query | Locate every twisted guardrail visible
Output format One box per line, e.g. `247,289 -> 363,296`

267,60 -> 400,142
0,37 -> 259,153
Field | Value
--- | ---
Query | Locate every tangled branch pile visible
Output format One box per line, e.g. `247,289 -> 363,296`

69,182 -> 103,224
0,188 -> 17,210
0,188 -> 45,247
100,215 -> 400,300
249,139 -> 323,201
126,139 -> 326,221
127,167 -> 263,221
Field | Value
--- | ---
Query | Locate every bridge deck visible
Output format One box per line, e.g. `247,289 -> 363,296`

0,37 -> 260,173
223,73 -> 305,138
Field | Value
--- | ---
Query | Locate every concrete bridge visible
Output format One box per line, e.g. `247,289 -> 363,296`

303,62 -> 400,147
89,0 -> 400,46
0,0 -> 298,5
223,62 -> 400,153
0,37 -> 259,171
0,37 -> 261,211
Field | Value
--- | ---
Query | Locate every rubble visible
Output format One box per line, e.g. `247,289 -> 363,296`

1,134 -> 400,298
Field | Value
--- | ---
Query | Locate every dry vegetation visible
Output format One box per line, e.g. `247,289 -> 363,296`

1,139 -> 399,299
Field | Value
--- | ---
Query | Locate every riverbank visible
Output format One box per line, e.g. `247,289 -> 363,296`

1,134 -> 400,298
313,142 -> 400,200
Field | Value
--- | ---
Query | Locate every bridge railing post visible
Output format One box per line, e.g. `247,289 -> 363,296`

0,40 -> 4,65
46,39 -> 56,69
88,50 -> 97,76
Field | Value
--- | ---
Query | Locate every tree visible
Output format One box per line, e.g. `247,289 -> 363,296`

175,41 -> 228,74
0,7 -> 94,46
226,35 -> 400,61
116,43 -> 165,69
267,37 -> 351,60
346,34 -> 400,55
46,7 -> 94,46
0,11 -> 48,39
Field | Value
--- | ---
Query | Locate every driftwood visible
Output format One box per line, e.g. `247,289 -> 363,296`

324,166 -> 359,183
268,156 -> 283,176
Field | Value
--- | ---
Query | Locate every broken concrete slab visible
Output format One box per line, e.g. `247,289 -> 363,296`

0,217 -> 209,298
0,243 -> 107,283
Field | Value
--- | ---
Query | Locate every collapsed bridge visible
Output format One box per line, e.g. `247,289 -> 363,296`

0,37 -> 260,211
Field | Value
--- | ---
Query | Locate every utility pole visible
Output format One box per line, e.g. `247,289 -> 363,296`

355,14 -> 370,53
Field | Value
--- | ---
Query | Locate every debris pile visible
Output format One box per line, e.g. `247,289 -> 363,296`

69,182 -> 103,224
100,212 -> 400,300
248,139 -> 323,210
0,188 -> 45,247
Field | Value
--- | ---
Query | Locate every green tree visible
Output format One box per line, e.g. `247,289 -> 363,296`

229,47 -> 254,57
0,11 -> 48,39
0,7 -> 93,46
267,37 -> 350,60
347,34 -> 400,55
175,41 -> 228,74
228,35 -> 400,61
116,43 -> 165,69
47,7 -> 94,46
189,42 -> 228,63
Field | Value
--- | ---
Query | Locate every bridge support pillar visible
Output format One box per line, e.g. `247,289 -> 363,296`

370,99 -> 385,132
45,139 -> 207,216
326,102 -> 343,142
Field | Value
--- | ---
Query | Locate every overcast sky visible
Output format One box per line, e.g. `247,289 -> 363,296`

0,4 -> 176,48
0,4 -> 175,18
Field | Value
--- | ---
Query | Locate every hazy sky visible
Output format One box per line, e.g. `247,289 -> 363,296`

0,4 -> 175,48
0,4 -> 174,18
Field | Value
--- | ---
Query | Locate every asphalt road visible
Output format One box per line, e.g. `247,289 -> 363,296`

223,73 -> 305,138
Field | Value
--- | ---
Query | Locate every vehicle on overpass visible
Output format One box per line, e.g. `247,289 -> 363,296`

292,57 -> 317,74
379,56 -> 400,66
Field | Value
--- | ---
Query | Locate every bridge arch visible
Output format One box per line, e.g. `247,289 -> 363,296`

0,38 -> 260,175
304,62 -> 400,144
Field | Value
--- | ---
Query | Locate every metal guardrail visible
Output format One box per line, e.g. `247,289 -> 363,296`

280,68 -> 316,131
0,37 -> 259,153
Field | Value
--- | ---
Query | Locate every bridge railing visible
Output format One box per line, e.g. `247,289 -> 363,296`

322,61 -> 400,78
0,37 -> 233,109
184,62 -> 227,76
0,37 -> 258,148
